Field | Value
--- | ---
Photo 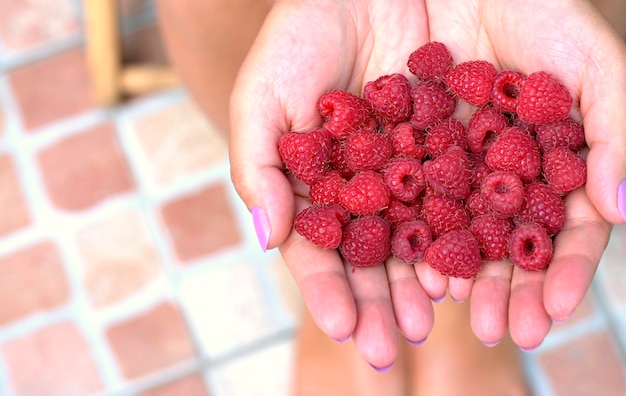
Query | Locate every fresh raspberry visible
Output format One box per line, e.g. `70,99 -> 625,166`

467,106 -> 509,154
381,157 -> 425,202
386,122 -> 427,160
329,138 -> 354,178
344,129 -> 392,172
310,170 -> 346,205
424,117 -> 468,158
363,73 -> 413,123
465,189 -> 490,218
318,90 -> 375,139
340,216 -> 391,267
445,60 -> 498,107
516,183 -> 566,235
381,198 -> 422,227
542,147 -> 587,194
480,171 -> 524,218
470,214 -> 515,260
425,229 -> 482,279
422,193 -> 471,238
534,118 -> 586,152
278,128 -> 332,185
410,81 -> 456,130
491,70 -> 526,113
485,127 -> 541,181
407,42 -> 453,84
339,170 -> 390,215
391,220 -> 433,263
423,146 -> 471,200
469,154 -> 492,190
508,222 -> 553,271
509,114 -> 537,136
517,71 -> 573,125
294,204 -> 350,249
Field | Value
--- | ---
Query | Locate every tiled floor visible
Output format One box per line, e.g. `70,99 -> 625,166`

0,1 -> 624,395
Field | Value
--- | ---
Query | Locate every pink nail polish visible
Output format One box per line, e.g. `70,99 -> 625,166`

618,180 -> 626,222
251,206 -> 271,252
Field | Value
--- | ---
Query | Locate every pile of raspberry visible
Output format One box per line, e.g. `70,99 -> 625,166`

278,41 -> 587,279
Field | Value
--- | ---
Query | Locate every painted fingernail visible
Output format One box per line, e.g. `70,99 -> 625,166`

331,335 -> 351,343
369,362 -> 394,373
520,345 -> 540,353
553,309 -> 575,323
451,296 -> 464,303
618,179 -> 626,222
251,206 -> 271,252
407,336 -> 427,346
431,294 -> 446,303
482,340 -> 501,347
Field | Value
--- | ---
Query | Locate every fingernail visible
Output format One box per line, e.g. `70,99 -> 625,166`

407,336 -> 427,346
482,340 -> 501,347
251,206 -> 271,252
618,179 -> 626,222
520,345 -> 540,353
369,362 -> 394,373
552,309 -> 575,323
431,294 -> 446,303
451,296 -> 464,303
331,335 -> 351,343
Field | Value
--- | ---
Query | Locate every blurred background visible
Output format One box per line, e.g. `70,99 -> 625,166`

0,0 -> 623,395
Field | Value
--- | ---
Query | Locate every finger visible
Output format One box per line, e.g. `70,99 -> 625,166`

414,261 -> 448,301
448,276 -> 473,303
385,258 -> 434,345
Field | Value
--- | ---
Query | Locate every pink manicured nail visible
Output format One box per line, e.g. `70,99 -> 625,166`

618,179 -> 626,222
520,345 -> 540,353
369,362 -> 394,373
251,206 -> 271,252
431,294 -> 446,303
552,309 -> 575,323
331,335 -> 351,343
407,336 -> 428,346
482,340 -> 501,347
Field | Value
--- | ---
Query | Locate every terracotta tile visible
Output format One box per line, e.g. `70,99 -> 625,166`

139,375 -> 210,396
76,209 -> 163,308
8,48 -> 94,131
37,122 -> 134,210
130,99 -> 226,188
121,24 -> 170,66
538,331 -> 626,396
161,182 -> 241,262
0,0 -> 79,51
106,301 -> 196,379
2,321 -> 103,396
0,154 -> 31,236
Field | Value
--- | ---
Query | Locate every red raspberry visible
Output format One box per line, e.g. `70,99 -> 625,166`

318,90 -> 375,139
424,117 -> 468,158
407,42 -> 453,84
542,147 -> 587,194
423,146 -> 471,200
425,229 -> 482,279
340,216 -> 391,267
363,73 -> 413,123
470,214 -> 515,260
445,60 -> 498,107
329,138 -> 354,179
381,198 -> 422,227
491,70 -> 526,113
381,157 -> 425,202
310,170 -> 346,205
422,193 -> 471,238
465,189 -> 490,218
278,128 -> 332,185
509,222 -> 553,271
516,183 -> 566,235
480,171 -> 524,218
467,106 -> 509,154
344,129 -> 392,172
391,220 -> 433,263
485,127 -> 541,181
339,170 -> 390,215
410,81 -> 456,130
534,118 -> 586,152
517,71 -> 572,125
386,122 -> 427,160
294,204 -> 350,249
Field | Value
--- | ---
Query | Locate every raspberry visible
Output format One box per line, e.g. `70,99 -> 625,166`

517,71 -> 572,125
542,147 -> 587,194
424,229 -> 482,279
508,222 -> 553,271
391,220 -> 433,263
467,106 -> 509,154
516,183 -> 566,235
407,42 -> 453,84
410,81 -> 456,130
381,157 -> 425,202
480,171 -> 524,218
485,127 -> 541,181
340,216 -> 391,267
534,118 -> 586,152
491,70 -> 526,113
329,138 -> 354,178
339,170 -> 390,215
294,204 -> 350,249
469,156 -> 492,190
381,197 -> 422,227
445,60 -> 498,107
344,129 -> 392,171
278,128 -> 332,184
386,122 -> 427,160
422,193 -> 471,238
423,146 -> 471,200
363,73 -> 413,123
470,214 -> 515,260
465,189 -> 490,218
310,170 -> 346,205
424,117 -> 468,158
318,90 -> 375,138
